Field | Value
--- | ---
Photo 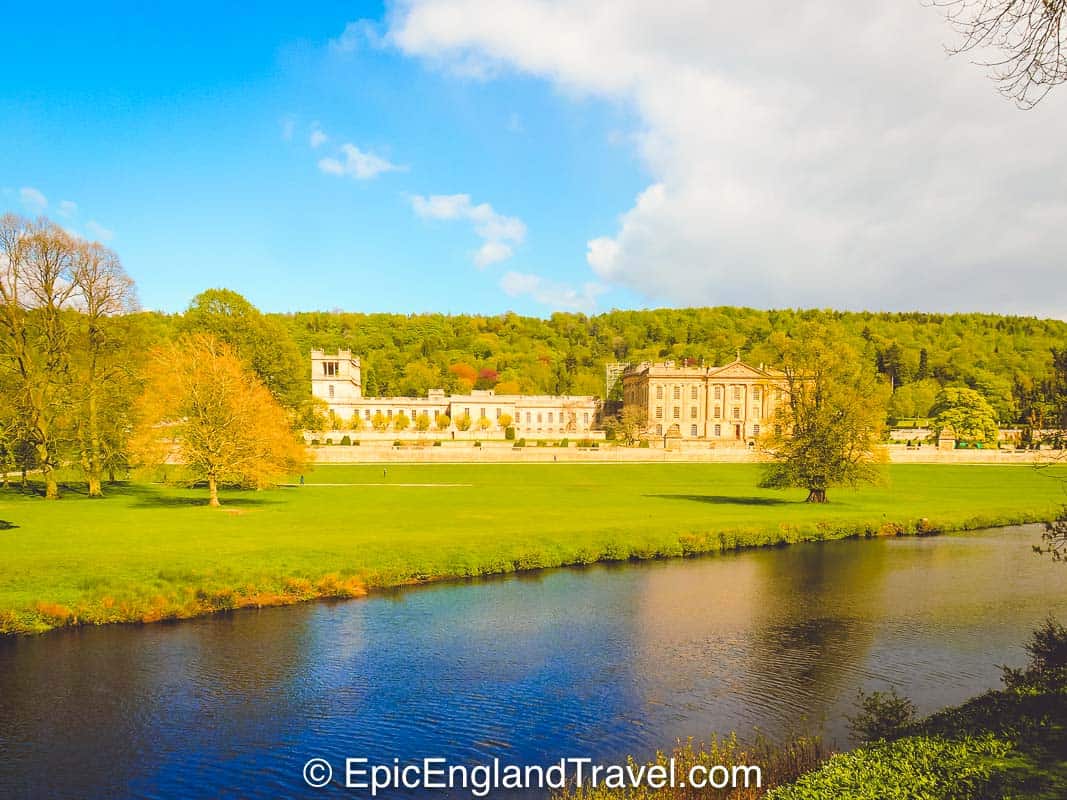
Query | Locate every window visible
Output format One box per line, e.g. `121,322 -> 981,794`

480,408 -> 486,419
672,407 -> 680,419
323,361 -> 338,376
526,412 -> 531,423
387,409 -> 393,418
656,385 -> 664,400
732,407 -> 741,419
537,413 -> 543,423
656,424 -> 663,435
733,386 -> 742,400
714,424 -> 721,436
365,409 -> 371,420
672,386 -> 681,400
753,424 -> 761,436
714,405 -> 721,417
753,388 -> 762,401
464,408 -> 470,418
690,406 -> 698,419
548,412 -> 554,423
328,384 -> 335,398
714,386 -> 722,400
690,386 -> 698,400
583,412 -> 589,424
690,424 -> 698,437
655,406 -> 663,419
496,408 -> 502,419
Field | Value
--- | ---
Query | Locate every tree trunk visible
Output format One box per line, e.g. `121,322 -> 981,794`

108,465 -> 116,483
806,488 -> 827,503
208,475 -> 220,507
86,391 -> 103,497
37,442 -> 58,500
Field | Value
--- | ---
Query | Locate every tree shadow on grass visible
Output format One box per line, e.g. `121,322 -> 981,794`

107,482 -> 283,509
646,493 -> 792,507
0,520 -> 17,530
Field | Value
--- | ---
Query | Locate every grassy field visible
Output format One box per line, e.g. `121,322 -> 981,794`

0,463 -> 1064,635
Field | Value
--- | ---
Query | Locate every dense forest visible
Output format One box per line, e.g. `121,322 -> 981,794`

272,307 -> 1067,426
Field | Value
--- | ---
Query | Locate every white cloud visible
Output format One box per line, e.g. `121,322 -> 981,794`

318,143 -> 403,179
310,124 -> 328,148
411,193 -> 526,267
500,270 -> 606,312
330,19 -> 382,53
19,187 -> 47,214
57,200 -> 78,218
280,115 -> 296,142
474,241 -> 513,267
387,1 -> 1067,316
84,220 -> 114,242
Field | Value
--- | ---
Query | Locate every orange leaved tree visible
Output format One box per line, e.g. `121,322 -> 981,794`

131,334 -> 304,507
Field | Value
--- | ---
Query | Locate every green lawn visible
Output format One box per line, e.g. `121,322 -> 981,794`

0,463 -> 1063,635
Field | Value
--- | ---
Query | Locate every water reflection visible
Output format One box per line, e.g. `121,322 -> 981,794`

1,526 -> 1065,799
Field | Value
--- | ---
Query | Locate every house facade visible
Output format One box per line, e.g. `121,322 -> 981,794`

311,349 -> 600,437
622,357 -> 788,444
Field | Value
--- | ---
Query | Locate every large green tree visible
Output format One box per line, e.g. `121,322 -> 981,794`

181,289 -> 305,408
759,325 -> 889,503
931,387 -> 999,444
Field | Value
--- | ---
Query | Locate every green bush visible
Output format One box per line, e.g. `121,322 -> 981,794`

352,440 -> 360,446
639,439 -> 651,448
432,440 -> 442,447
558,438 -> 569,447
473,441 -> 482,448
504,426 -> 515,441
847,688 -> 917,742
537,440 -> 548,447
325,438 -> 334,445
340,435 -> 351,446
310,439 -> 320,446
767,734 -> 1013,800
393,440 -> 403,447
513,438 -> 526,448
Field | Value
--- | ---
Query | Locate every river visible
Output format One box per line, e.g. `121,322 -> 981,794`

1,524 -> 1065,798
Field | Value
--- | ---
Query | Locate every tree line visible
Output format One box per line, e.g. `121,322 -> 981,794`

0,216 -> 301,503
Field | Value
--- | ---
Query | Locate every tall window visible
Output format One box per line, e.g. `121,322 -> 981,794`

655,406 -> 663,419
753,424 -> 761,436
672,386 -> 681,400
690,386 -> 698,400
328,385 -> 334,398
656,424 -> 663,435
690,424 -> 698,437
672,407 -> 680,419
526,412 -> 531,423
714,386 -> 722,399
733,386 -> 742,400
323,361 -> 338,376
365,409 -> 371,420
714,424 -> 721,436
732,407 -> 741,419
690,406 -> 698,419
753,388 -> 761,401
714,405 -> 721,417
496,408 -> 502,419
548,412 -> 554,423
656,385 -> 664,400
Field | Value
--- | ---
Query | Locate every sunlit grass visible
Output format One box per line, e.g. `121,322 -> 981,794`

0,463 -> 1063,635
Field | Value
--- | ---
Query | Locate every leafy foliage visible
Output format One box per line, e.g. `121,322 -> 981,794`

759,324 -> 888,503
847,688 -> 917,743
931,387 -> 999,444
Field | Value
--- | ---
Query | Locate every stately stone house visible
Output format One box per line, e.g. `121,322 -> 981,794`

622,356 -> 788,443
311,350 -> 600,436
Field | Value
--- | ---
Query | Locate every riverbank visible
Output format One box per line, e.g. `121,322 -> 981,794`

1,463 -> 1064,636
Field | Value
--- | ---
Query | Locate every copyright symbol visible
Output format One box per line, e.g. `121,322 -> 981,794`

303,758 -> 333,788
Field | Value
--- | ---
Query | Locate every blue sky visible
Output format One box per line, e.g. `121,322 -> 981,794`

4,2 -> 1066,319
1,1 -> 646,315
